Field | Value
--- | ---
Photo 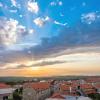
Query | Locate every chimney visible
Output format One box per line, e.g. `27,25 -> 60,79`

69,86 -> 72,93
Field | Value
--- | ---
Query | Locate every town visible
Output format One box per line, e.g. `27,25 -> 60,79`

0,76 -> 100,100
0,0 -> 100,100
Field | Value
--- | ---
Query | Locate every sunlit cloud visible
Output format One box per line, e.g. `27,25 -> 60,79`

81,12 -> 100,24
31,66 -> 41,71
32,60 -> 66,67
0,63 -> 20,69
33,16 -> 50,27
0,17 -> 32,47
0,0 -> 100,76
28,29 -> 34,34
27,1 -> 39,14
0,18 -> 19,46
54,20 -> 68,26
11,0 -> 17,7
10,0 -> 20,8
0,51 -> 100,71
33,17 -> 44,27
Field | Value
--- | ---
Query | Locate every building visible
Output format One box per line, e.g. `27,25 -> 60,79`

94,84 -> 100,94
23,82 -> 52,100
85,77 -> 100,84
0,83 -> 14,100
46,93 -> 92,100
59,84 -> 78,96
46,93 -> 65,100
79,84 -> 96,95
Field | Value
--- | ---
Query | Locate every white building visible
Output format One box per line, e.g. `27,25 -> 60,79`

0,83 -> 14,100
23,82 -> 52,100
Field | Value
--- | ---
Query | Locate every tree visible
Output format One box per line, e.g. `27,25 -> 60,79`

13,89 -> 22,100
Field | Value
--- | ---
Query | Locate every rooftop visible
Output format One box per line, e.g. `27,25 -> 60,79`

23,82 -> 51,90
0,83 -> 11,89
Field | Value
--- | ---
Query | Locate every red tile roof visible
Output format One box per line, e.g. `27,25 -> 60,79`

60,84 -> 76,91
80,84 -> 94,89
83,89 -> 96,94
61,81 -> 71,85
0,83 -> 10,89
94,84 -> 100,88
23,82 -> 51,90
60,84 -> 78,96
71,80 -> 80,84
51,93 -> 65,99
85,78 -> 100,83
80,84 -> 96,94
62,91 -> 78,96
60,84 -> 70,91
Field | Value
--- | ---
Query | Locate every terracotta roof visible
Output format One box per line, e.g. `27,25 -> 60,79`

71,83 -> 79,88
80,84 -> 94,89
85,78 -> 100,83
0,83 -> 10,89
60,84 -> 70,91
51,93 -> 65,99
23,82 -> 51,90
59,84 -> 78,96
62,91 -> 78,96
94,84 -> 100,88
80,84 -> 96,94
61,81 -> 71,85
60,84 -> 76,91
84,90 -> 96,94
71,80 -> 80,84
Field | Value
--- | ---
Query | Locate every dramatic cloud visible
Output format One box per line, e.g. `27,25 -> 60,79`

0,63 -> 20,69
27,1 -> 39,14
81,12 -> 100,24
0,18 -> 100,64
7,60 -> 66,69
0,1 -> 100,71
32,60 -> 66,67
27,19 -> 100,59
0,18 -> 28,47
33,16 -> 50,27
0,50 -> 100,69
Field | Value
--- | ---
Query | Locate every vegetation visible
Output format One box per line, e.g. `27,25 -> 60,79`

88,93 -> 100,100
13,88 -> 23,100
0,76 -> 98,82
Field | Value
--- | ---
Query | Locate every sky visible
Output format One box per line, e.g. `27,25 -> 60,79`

0,0 -> 100,77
